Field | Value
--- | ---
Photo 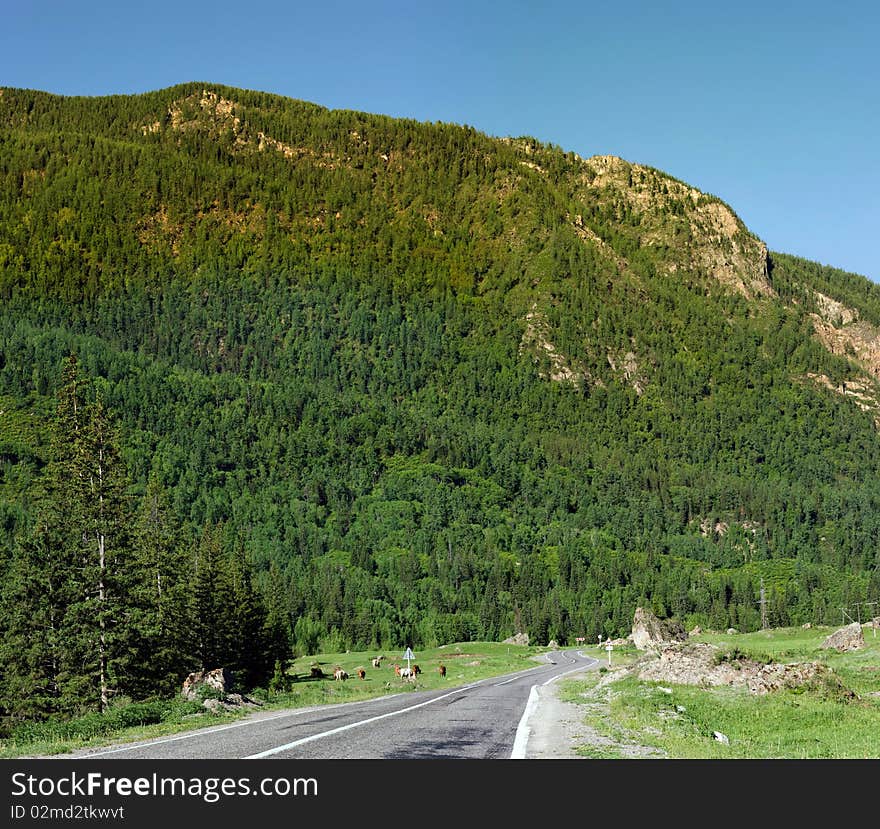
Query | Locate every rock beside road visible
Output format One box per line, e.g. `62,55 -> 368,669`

181,667 -> 261,711
182,668 -> 232,700
631,607 -> 687,652
635,642 -> 854,698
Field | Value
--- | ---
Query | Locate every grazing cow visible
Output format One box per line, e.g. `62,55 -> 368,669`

310,666 -> 325,679
411,664 -> 421,676
356,667 -> 366,680
372,656 -> 383,669
394,664 -> 401,676
438,664 -> 446,678
333,667 -> 348,681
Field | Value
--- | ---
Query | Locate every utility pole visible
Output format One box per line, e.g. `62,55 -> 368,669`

758,578 -> 768,630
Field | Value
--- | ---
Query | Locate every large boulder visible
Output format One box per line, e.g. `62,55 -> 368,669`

631,607 -> 687,652
503,632 -> 530,646
820,622 -> 865,652
181,667 -> 260,711
182,667 -> 232,700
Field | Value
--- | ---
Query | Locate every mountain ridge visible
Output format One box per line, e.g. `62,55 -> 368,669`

1,82 -> 879,703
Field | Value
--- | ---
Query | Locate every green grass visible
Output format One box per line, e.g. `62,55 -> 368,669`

563,626 -> 880,758
0,641 -> 543,758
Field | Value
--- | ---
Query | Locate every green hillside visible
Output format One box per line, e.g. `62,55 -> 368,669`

1,83 -> 878,723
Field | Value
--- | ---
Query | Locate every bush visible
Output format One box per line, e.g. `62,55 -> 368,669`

10,698 -> 198,746
104,702 -> 165,730
268,659 -> 292,694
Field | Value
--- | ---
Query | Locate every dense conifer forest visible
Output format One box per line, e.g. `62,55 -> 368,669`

1,83 -> 878,723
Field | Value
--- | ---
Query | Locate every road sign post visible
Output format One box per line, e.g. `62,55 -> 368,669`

403,646 -> 415,672
605,643 -> 613,666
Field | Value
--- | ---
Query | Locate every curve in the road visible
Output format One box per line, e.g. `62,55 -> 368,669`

70,649 -> 599,760
511,650 -> 598,758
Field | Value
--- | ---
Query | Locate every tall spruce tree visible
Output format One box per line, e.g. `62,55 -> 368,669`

0,357 -> 138,717
188,522 -> 233,673
0,520 -> 68,722
54,361 -> 135,712
227,541 -> 270,688
129,475 -> 190,697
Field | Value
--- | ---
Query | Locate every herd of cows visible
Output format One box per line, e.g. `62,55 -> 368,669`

318,656 -> 448,683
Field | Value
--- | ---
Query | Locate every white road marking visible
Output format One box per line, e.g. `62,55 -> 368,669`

80,708 -> 323,757
78,653 -> 595,760
510,685 -> 540,759
245,683 -> 481,758
493,676 -> 519,686
543,657 -> 598,685
511,654 -> 599,758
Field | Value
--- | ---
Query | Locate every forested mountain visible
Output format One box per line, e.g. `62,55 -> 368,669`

1,83 -> 879,721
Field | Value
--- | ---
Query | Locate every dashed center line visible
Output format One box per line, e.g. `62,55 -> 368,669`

245,683 -> 481,758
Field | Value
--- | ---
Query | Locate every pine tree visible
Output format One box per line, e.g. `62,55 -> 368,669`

57,381 -> 134,712
129,475 -> 190,697
262,562 -> 294,667
188,522 -> 233,673
1,357 -> 136,717
227,542 -> 270,688
0,521 -> 67,722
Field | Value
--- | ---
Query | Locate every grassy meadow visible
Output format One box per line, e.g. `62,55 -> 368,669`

0,641 -> 542,758
560,625 -> 880,758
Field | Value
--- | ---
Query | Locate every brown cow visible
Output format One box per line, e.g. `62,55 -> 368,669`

356,667 -> 366,680
438,664 -> 446,678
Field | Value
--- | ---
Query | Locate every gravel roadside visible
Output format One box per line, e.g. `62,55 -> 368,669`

523,680 -> 596,758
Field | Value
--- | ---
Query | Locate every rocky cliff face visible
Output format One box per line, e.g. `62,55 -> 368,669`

570,154 -> 773,300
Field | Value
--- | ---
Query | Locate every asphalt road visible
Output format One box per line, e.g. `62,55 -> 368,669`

69,650 -> 599,760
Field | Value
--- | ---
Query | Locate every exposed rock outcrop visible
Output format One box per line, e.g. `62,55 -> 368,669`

820,622 -> 865,652
631,607 -> 687,652
638,643 -> 739,687
181,667 -> 260,711
504,632 -> 530,646
182,667 -> 232,700
636,642 -> 852,697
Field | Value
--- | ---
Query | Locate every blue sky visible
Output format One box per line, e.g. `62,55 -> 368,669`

3,1 -> 878,281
